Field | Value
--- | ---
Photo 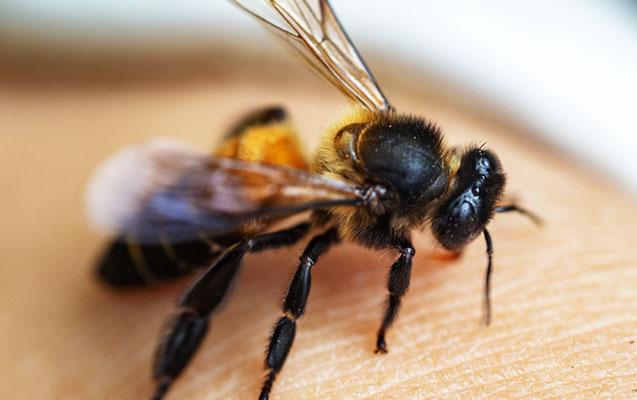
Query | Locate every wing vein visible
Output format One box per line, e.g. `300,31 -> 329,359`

231,0 -> 391,111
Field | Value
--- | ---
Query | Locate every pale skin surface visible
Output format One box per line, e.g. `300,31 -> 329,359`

1,58 -> 636,400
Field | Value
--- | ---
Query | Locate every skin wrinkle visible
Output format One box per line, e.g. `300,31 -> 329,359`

477,342 -> 630,398
337,319 -> 636,400
518,376 -> 635,400
377,363 -> 632,400
437,348 -> 621,397
434,319 -> 635,378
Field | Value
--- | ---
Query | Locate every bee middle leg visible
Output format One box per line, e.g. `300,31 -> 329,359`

375,240 -> 415,354
151,222 -> 311,400
259,227 -> 340,400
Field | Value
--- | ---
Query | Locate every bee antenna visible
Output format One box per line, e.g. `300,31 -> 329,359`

495,204 -> 543,226
151,378 -> 171,400
482,229 -> 494,327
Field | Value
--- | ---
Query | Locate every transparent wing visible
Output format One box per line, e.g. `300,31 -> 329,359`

87,138 -> 366,243
231,0 -> 391,111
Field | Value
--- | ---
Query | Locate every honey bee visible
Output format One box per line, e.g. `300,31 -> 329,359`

87,1 -> 538,399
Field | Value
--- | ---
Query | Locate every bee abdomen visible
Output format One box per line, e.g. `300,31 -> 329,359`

96,237 -> 223,286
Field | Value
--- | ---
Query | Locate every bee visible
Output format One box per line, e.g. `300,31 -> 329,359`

87,1 -> 539,399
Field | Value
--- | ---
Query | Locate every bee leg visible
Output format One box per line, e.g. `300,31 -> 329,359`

151,222 -> 311,400
375,240 -> 415,354
259,228 -> 339,400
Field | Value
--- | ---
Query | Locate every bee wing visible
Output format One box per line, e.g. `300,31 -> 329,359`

232,0 -> 391,111
87,138 -> 364,243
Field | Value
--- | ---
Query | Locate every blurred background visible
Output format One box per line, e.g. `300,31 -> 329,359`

1,0 -> 636,192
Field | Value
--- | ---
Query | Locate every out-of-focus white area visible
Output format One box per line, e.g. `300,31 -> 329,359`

2,0 -> 636,191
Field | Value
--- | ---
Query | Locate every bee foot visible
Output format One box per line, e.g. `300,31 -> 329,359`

374,336 -> 388,354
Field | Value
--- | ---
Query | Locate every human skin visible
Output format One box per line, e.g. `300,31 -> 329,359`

1,60 -> 636,399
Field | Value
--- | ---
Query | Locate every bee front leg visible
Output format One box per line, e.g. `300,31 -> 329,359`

259,228 -> 339,400
151,222 -> 311,400
375,240 -> 415,354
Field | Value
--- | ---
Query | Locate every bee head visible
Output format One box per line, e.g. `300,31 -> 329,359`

431,147 -> 505,250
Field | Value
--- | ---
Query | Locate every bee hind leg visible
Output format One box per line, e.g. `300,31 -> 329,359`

151,222 -> 311,400
259,228 -> 340,400
375,240 -> 415,354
